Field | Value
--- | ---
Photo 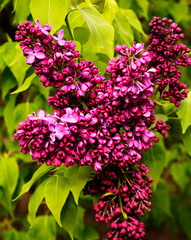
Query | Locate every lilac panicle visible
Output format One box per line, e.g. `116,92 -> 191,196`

14,18 -> 191,240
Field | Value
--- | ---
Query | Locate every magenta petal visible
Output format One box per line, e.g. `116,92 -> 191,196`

35,52 -> 45,59
56,132 -> 65,140
57,29 -> 64,39
34,44 -> 41,52
81,83 -> 89,92
55,124 -> 65,131
62,115 -> 78,123
43,24 -> 51,31
36,19 -> 41,28
65,108 -> 73,114
23,46 -> 33,54
38,109 -> 45,118
58,39 -> 65,46
50,133 -> 55,141
26,54 -> 35,64
49,125 -> 55,132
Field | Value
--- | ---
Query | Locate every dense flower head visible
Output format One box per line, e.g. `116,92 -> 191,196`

15,19 -> 80,88
84,164 -> 153,240
14,17 -> 190,240
148,16 -> 191,107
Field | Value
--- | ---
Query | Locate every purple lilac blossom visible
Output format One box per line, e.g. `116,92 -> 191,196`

14,18 -> 191,240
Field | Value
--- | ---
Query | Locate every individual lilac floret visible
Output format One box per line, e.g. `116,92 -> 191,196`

49,123 -> 70,141
61,107 -> 80,123
53,29 -> 65,46
23,44 -> 45,64
35,19 -> 51,35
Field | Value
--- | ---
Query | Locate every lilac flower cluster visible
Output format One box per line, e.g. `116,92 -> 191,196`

14,17 -> 191,240
84,164 -> 153,240
148,17 -> 191,107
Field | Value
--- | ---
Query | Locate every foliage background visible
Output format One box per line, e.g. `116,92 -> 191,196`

0,0 -> 191,239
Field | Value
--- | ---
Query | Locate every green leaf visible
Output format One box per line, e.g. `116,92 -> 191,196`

15,164 -> 54,200
153,183 -> 172,217
3,229 -> 19,240
64,165 -> 94,204
17,232 -> 31,240
155,114 -> 168,122
0,0 -> 10,12
113,8 -> 134,47
1,67 -> 17,100
102,0 -> 118,23
135,0 -> 149,19
119,8 -> 145,36
13,0 -> 30,23
77,4 -> 114,58
143,143 -> 166,190
0,155 -> 19,214
28,180 -> 46,224
13,102 -> 37,127
178,208 -> 191,240
0,45 -> 5,68
30,0 -> 71,33
73,206 -> 99,240
4,95 -> 17,135
177,91 -> 191,134
118,0 -> 132,8
73,206 -> 85,240
84,227 -> 99,240
33,79 -> 50,100
44,175 -> 70,227
3,42 -> 29,86
11,73 -> 37,94
169,2 -> 189,23
68,9 -> 85,30
182,125 -> 191,156
171,162 -> 190,192
61,193 -> 78,240
28,215 -> 56,240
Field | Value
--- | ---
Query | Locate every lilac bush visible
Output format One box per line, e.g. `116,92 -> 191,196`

14,17 -> 191,240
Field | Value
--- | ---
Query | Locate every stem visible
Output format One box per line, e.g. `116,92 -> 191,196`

167,117 -> 180,120
65,9 -> 76,40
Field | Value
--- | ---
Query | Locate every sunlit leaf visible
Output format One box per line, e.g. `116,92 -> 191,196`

28,180 -> 46,224
102,0 -> 118,23
11,73 -> 37,94
64,165 -> 94,204
4,95 -> 17,135
61,193 -> 78,240
0,156 -> 19,214
113,8 -> 134,47
13,0 -> 30,23
77,4 -> 114,58
30,0 -> 71,33
119,9 -> 145,36
3,42 -> 29,86
44,175 -> 70,227
177,91 -> 191,134
15,164 -> 54,200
